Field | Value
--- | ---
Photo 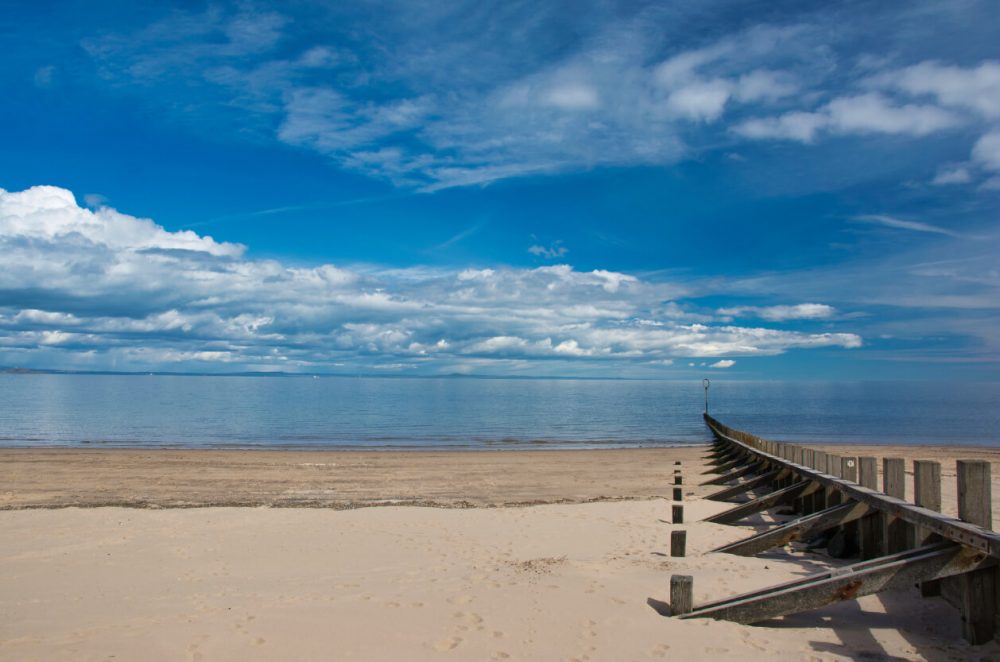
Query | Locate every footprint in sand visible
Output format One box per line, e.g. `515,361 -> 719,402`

433,636 -> 462,652
651,643 -> 671,657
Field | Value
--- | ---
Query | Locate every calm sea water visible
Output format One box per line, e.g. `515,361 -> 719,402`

0,375 -> 998,449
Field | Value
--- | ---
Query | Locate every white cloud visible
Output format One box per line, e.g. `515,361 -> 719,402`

528,243 -> 568,259
78,9 -> 833,190
876,60 -> 1000,119
0,186 -> 243,257
734,111 -> 827,143
931,166 -> 973,186
825,93 -> 959,136
718,303 -> 837,322
733,70 -> 797,103
736,93 -> 961,143
972,131 -> 1000,172
666,79 -> 733,121
542,82 -> 600,110
0,186 -> 864,372
710,359 -> 735,368
853,214 -> 961,238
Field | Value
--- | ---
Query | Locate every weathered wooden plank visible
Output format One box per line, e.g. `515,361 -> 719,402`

680,542 -> 996,625
704,454 -> 751,475
858,456 -> 881,560
712,501 -> 871,556
913,460 -> 942,546
700,461 -> 766,487
838,457 -> 860,551
671,575 -> 693,615
705,469 -> 783,502
705,481 -> 818,525
956,460 -> 995,645
813,452 -> 829,512
912,460 -> 943,596
883,458 -> 908,555
826,454 -> 843,507
671,530 -> 687,557
704,415 -> 1000,558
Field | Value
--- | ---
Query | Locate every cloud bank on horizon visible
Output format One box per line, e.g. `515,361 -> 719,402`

0,185 -> 860,374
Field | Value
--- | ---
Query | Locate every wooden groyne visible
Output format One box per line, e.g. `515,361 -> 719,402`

670,413 -> 1000,645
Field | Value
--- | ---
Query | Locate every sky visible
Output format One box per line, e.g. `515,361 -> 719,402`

0,0 -> 998,379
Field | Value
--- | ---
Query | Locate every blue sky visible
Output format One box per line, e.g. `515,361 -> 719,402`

1,0 -> 998,378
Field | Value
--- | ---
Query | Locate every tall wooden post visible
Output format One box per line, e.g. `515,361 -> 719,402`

840,457 -> 859,550
913,460 -> 942,597
826,454 -> 843,507
956,460 -> 995,645
857,457 -> 881,560
813,452 -> 828,512
883,458 -> 908,554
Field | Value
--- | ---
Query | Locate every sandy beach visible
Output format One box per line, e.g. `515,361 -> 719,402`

3,445 -> 1000,660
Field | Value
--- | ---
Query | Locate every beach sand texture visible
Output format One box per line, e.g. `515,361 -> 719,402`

3,445 -> 1000,660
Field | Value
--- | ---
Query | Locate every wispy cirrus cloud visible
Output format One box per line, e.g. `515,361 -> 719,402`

0,186 -> 863,373
852,214 -> 963,238
78,2 -> 1000,192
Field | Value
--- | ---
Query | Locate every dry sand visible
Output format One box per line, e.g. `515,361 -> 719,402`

3,444 -> 1000,661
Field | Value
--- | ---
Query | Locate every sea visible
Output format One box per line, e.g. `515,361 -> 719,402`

1,375 -> 998,450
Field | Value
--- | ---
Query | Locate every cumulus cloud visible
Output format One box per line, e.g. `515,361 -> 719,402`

0,186 -> 863,373
710,359 -> 735,368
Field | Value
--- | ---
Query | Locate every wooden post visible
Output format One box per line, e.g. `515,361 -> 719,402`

670,575 -> 693,616
913,460 -> 942,545
841,457 -> 858,483
956,460 -> 995,645
840,457 -> 859,551
801,449 -> 816,515
826,454 -> 843,507
791,447 -> 805,513
858,457 -> 881,560
672,504 -> 684,524
913,460 -> 942,597
673,487 -> 683,501
671,530 -> 687,557
883,458 -> 908,554
674,475 -> 683,485
813,452 -> 828,512
675,461 -> 681,465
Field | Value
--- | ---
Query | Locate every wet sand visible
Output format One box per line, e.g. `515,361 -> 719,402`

0,446 -> 708,509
